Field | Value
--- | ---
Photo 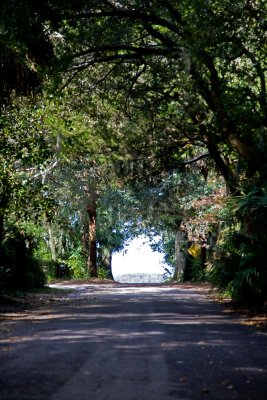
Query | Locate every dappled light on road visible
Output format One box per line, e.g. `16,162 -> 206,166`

1,284 -> 267,399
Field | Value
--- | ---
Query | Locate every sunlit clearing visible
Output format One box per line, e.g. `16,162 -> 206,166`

112,235 -> 172,283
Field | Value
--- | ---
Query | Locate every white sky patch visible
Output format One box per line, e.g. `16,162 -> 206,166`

111,235 -> 167,277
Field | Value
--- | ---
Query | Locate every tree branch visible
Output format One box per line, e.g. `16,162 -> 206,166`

143,22 -> 178,50
72,45 -> 177,60
241,45 -> 267,125
182,153 -> 210,165
72,8 -> 181,36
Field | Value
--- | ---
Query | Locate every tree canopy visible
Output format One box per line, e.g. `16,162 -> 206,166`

49,0 -> 267,193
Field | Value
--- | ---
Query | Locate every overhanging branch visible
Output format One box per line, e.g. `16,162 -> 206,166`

72,45 -> 177,60
73,8 -> 181,36
182,153 -> 210,165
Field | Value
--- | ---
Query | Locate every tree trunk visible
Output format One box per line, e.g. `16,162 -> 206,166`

0,213 -> 4,264
87,201 -> 98,277
174,228 -> 186,281
109,251 -> 114,280
0,212 -> 4,246
104,249 -> 114,280
206,138 -> 239,194
47,224 -> 57,261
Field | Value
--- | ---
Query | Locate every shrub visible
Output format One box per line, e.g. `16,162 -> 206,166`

183,256 -> 205,282
0,228 -> 46,290
97,265 -> 111,280
67,247 -> 88,279
23,256 -> 47,288
208,191 -> 267,305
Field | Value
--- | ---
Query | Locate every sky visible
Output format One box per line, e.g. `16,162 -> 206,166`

111,235 -> 168,278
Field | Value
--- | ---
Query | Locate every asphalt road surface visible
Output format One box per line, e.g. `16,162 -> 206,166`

0,283 -> 267,400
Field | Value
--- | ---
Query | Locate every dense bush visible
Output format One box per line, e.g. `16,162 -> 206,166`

0,228 -> 46,291
67,246 -> 88,279
208,190 -> 267,305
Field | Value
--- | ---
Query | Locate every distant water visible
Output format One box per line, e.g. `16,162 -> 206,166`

114,273 -> 164,284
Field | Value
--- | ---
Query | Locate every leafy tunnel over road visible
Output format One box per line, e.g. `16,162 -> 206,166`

0,284 -> 267,399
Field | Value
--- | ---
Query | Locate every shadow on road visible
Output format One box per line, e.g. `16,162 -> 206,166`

0,285 -> 266,399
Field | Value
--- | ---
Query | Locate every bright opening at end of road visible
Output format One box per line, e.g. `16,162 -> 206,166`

111,235 -> 171,283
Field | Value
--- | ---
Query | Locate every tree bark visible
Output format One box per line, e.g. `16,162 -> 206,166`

174,228 -> 186,281
87,201 -> 98,277
47,224 -> 57,262
205,138 -> 239,194
0,212 -> 4,246
0,213 -> 4,264
195,117 -> 240,194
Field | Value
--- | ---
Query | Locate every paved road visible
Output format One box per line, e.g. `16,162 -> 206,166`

0,284 -> 267,400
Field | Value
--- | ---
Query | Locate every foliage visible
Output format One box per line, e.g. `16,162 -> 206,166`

184,256 -> 206,283
0,99 -> 55,223
207,189 -> 267,304
0,0 -> 54,108
0,227 -> 46,291
97,266 -> 111,280
0,99 -> 56,289
49,0 -> 267,194
67,246 -> 88,279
